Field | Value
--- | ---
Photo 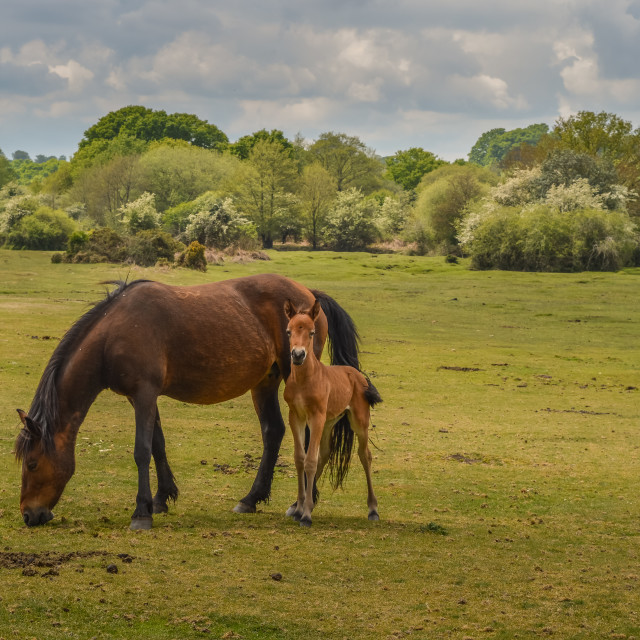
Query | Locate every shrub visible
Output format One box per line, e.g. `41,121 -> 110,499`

323,188 -> 380,251
177,241 -> 207,271
118,192 -> 161,233
182,196 -> 257,249
127,230 -> 183,267
462,205 -> 638,272
6,207 -> 76,250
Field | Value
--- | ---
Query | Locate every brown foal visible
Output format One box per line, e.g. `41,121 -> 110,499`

283,299 -> 381,526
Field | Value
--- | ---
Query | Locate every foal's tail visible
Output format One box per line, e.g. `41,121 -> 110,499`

364,377 -> 383,408
311,289 -> 361,491
311,289 -> 360,370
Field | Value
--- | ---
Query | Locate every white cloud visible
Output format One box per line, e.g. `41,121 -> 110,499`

49,60 -> 94,90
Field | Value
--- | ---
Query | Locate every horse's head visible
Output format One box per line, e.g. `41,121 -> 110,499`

284,299 -> 321,366
14,409 -> 75,526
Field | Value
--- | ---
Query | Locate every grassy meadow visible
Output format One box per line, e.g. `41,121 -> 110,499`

0,249 -> 639,639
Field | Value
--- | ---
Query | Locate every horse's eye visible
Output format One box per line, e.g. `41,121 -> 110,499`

286,330 -> 291,337
26,461 -> 37,472
309,331 -> 315,337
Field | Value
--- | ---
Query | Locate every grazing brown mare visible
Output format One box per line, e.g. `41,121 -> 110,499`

283,299 -> 381,527
14,275 -> 360,530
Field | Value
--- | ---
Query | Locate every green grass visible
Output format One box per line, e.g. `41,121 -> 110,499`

1,249 -> 639,639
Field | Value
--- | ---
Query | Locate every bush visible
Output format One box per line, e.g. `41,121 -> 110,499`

323,188 -> 380,251
127,230 -> 183,267
182,196 -> 257,249
6,207 -> 76,250
462,206 -> 638,272
177,241 -> 207,271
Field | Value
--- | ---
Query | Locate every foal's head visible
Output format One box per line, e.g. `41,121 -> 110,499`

284,299 -> 321,366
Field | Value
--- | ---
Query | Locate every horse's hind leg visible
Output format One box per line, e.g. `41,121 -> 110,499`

234,376 -> 286,513
151,407 -> 179,514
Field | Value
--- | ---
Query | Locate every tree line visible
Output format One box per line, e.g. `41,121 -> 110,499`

1,106 -> 639,271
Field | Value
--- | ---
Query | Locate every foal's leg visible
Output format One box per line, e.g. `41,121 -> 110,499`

300,413 -> 325,527
286,410 -> 307,521
130,387 -> 160,530
350,410 -> 379,521
151,407 -> 179,514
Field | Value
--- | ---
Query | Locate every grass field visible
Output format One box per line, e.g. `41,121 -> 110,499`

0,249 -> 639,640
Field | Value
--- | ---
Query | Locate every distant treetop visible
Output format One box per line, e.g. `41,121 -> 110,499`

78,106 -> 229,151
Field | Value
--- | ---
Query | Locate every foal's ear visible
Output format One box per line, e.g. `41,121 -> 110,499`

16,409 -> 41,438
284,299 -> 296,320
310,299 -> 321,321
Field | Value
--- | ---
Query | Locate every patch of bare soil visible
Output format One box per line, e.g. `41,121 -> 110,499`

0,550 -> 134,577
438,366 -> 482,372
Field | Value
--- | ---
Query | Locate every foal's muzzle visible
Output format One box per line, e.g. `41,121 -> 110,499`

291,348 -> 306,366
22,507 -> 54,527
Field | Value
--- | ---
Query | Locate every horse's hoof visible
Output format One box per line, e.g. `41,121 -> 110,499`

130,517 -> 153,530
300,517 -> 312,528
232,501 -> 256,514
368,511 -> 380,521
285,503 -> 298,517
292,511 -> 302,522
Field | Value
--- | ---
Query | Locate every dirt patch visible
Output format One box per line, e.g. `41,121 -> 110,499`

438,366 -> 482,372
0,550 -> 109,574
540,407 -> 612,416
448,453 -> 482,464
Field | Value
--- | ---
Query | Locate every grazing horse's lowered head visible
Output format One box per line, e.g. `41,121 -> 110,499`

15,409 -> 75,526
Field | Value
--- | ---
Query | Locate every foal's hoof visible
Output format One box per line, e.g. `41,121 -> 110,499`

299,516 -> 312,528
368,511 -> 380,521
130,517 -> 153,531
232,501 -> 256,514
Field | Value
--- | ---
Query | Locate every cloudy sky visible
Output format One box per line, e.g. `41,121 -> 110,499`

2,0 -> 640,162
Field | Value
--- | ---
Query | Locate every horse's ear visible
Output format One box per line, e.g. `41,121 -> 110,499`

17,409 -> 41,438
284,299 -> 296,320
310,299 -> 321,321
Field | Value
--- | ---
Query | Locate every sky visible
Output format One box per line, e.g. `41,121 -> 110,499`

1,0 -> 640,162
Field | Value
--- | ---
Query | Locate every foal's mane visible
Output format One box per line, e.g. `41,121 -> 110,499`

15,279 -> 150,460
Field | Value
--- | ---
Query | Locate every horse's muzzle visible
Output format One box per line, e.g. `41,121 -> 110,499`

291,348 -> 306,366
22,507 -> 54,527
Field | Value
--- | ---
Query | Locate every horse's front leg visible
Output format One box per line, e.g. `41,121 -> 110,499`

234,378 -> 286,513
130,389 -> 158,530
301,413 -> 325,527
151,407 -> 179,514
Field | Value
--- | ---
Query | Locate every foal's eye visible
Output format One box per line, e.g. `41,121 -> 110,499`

26,461 -> 37,472
286,330 -> 291,337
309,331 -> 315,337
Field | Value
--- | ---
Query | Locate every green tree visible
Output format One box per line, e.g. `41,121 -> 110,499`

5,206 -> 76,250
468,128 -> 505,165
239,139 -> 298,248
79,106 -> 228,151
411,164 -> 498,253
230,129 -> 293,160
138,140 -> 241,211
552,111 -> 638,162
118,192 -> 161,233
309,132 -> 383,193
12,150 -> 31,161
469,125 -> 549,167
385,147 -> 446,190
298,163 -> 336,248
0,148 -> 16,188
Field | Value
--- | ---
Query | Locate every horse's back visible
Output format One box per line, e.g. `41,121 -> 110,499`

97,276 -> 322,404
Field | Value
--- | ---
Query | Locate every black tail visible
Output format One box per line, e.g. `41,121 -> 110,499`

311,290 -> 361,490
364,378 -> 382,407
328,414 -> 354,491
311,289 -> 360,370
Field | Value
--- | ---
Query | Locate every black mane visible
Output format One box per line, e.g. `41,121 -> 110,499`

15,279 -> 150,460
